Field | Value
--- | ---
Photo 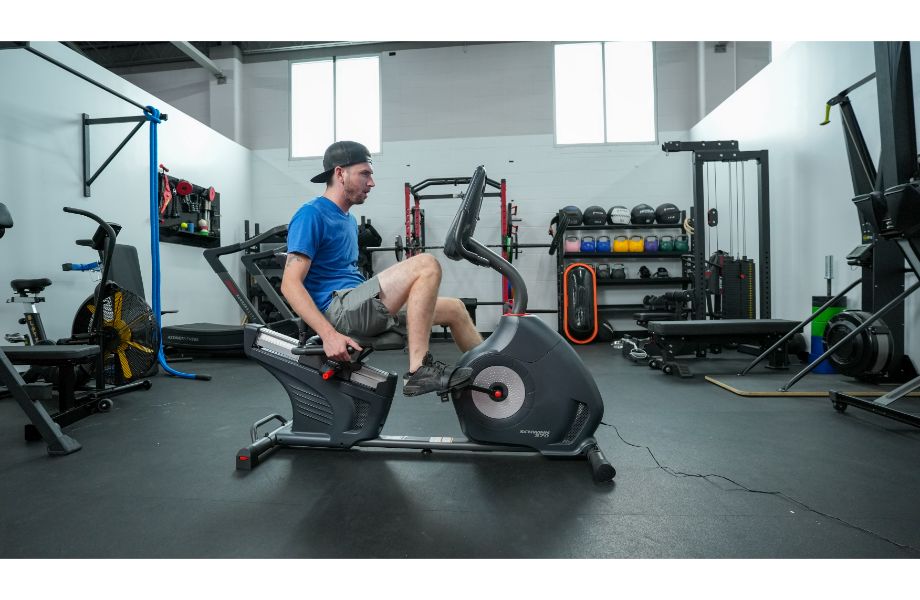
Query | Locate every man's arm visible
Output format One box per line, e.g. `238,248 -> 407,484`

280,252 -> 361,359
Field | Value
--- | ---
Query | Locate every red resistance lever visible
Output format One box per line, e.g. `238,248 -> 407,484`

320,360 -> 346,381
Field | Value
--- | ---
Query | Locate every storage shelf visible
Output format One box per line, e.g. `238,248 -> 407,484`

597,303 -> 645,312
566,224 -> 684,231
159,229 -> 220,248
564,252 -> 686,259
596,277 -> 690,286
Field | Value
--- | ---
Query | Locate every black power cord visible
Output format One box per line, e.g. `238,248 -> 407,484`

601,421 -> 920,555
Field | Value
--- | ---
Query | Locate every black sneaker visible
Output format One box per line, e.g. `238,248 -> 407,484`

403,352 -> 473,396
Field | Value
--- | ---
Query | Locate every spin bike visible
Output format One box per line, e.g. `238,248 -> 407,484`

236,166 -> 616,482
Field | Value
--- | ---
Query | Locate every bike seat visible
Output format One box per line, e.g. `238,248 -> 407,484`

11,278 -> 52,295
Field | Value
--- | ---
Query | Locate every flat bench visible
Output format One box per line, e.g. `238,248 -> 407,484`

644,319 -> 803,377
2,344 -> 101,432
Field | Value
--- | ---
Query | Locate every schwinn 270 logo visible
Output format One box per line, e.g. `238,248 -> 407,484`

520,429 -> 550,438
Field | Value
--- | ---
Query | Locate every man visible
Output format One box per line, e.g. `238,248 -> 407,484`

281,140 -> 482,396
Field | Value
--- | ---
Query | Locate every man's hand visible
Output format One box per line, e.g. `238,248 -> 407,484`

323,330 -> 363,362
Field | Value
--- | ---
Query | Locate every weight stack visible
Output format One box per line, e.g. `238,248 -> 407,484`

721,257 -> 756,319
810,295 -> 846,374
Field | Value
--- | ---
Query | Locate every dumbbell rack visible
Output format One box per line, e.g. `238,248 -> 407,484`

556,222 -> 691,338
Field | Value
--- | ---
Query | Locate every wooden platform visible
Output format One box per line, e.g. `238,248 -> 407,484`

705,373 -> 920,398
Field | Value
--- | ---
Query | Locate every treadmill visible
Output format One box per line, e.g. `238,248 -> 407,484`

163,224 -> 298,354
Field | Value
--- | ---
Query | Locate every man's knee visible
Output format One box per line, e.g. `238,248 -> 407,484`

447,297 -> 471,323
409,253 -> 442,279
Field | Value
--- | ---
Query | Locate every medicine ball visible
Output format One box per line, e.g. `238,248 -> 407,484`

630,203 -> 655,225
560,205 -> 583,226
655,203 -> 681,224
583,205 -> 607,226
608,205 -> 630,225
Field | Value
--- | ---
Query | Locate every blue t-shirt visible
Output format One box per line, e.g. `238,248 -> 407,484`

287,196 -> 365,312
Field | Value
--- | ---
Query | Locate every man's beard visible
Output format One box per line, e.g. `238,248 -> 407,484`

345,184 -> 367,205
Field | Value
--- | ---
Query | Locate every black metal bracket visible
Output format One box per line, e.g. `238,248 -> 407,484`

662,140 -> 739,154
81,112 -> 168,197
0,42 -> 29,50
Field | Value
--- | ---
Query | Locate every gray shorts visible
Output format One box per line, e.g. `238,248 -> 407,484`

323,277 -> 407,338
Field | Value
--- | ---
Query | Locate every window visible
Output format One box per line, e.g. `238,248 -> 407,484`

291,55 -> 381,158
554,42 -> 656,145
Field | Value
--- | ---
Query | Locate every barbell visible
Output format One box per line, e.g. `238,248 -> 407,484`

363,234 -> 560,264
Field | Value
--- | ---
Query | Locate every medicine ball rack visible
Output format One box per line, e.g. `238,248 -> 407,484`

556,221 -> 692,337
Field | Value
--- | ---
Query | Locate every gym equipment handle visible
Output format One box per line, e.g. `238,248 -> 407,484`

62,261 -> 100,272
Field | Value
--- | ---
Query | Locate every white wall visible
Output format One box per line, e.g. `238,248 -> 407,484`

0,42 -> 253,341
241,42 -> 700,332
111,41 -> 768,334
690,41 -> 920,362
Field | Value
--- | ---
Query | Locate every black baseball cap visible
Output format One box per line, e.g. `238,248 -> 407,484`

310,140 -> 373,184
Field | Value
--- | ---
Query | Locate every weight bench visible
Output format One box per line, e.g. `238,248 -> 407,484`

645,319 -> 803,377
1,344 -> 101,440
633,311 -> 679,327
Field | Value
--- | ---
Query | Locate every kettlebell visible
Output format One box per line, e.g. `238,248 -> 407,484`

644,235 -> 659,253
653,267 -> 670,279
660,235 -> 674,252
580,235 -> 596,253
675,235 -> 689,252
638,265 -> 651,279
628,235 -> 644,253
596,235 -> 611,253
613,236 -> 629,252
611,263 -> 627,279
596,263 -> 611,279
564,236 -> 581,253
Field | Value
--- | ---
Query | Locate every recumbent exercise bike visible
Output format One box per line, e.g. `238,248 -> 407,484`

236,166 -> 616,482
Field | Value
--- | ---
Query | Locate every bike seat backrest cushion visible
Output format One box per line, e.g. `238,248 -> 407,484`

444,166 -> 490,267
11,278 -> 52,294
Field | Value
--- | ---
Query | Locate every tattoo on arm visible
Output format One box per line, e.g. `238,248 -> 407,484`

286,254 -> 305,266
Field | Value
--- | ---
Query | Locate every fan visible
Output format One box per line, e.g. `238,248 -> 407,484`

72,283 -> 159,386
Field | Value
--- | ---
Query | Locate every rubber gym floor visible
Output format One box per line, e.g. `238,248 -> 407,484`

1,343 -> 919,559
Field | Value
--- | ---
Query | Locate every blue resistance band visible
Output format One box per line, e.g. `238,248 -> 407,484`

145,106 -> 210,381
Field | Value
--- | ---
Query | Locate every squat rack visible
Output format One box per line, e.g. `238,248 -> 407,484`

405,176 -> 513,307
